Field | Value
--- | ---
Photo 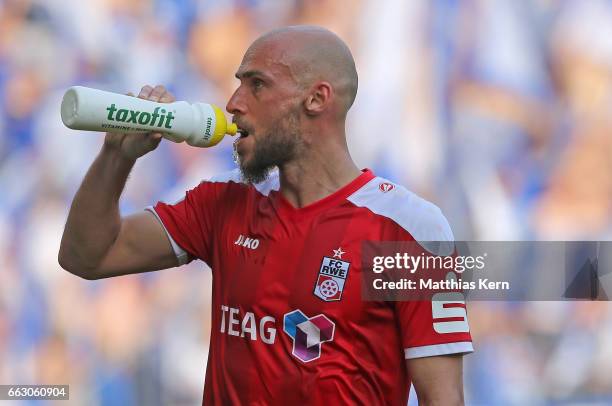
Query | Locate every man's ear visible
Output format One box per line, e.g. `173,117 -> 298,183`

304,81 -> 333,116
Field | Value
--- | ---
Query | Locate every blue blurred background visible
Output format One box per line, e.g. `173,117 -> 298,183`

0,0 -> 611,404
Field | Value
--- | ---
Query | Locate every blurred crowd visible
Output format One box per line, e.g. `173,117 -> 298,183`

0,0 -> 610,404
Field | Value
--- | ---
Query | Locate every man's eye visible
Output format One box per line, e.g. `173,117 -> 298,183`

252,79 -> 264,89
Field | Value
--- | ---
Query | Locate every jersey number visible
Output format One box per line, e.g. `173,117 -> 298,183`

431,273 -> 469,334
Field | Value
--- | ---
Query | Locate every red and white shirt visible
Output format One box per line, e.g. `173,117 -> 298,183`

148,168 -> 473,405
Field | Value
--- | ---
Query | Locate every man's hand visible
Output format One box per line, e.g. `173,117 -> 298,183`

103,85 -> 175,161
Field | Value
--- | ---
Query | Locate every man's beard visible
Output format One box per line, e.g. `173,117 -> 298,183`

237,111 -> 302,184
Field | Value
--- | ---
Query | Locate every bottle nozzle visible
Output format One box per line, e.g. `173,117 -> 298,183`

227,122 -> 238,136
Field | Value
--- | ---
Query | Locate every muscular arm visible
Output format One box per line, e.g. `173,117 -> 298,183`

58,85 -> 179,280
58,145 -> 177,279
407,354 -> 465,406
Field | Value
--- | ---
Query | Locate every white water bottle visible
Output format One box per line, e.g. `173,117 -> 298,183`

60,86 -> 238,147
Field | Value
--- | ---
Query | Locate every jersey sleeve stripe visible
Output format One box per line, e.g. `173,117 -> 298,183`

145,206 -> 190,265
404,341 -> 474,359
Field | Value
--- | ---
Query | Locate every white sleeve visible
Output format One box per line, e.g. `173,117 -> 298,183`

145,206 -> 190,265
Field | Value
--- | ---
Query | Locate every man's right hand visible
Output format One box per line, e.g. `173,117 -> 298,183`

104,85 -> 176,161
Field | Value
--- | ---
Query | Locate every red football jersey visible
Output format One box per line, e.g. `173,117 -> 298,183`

148,169 -> 473,405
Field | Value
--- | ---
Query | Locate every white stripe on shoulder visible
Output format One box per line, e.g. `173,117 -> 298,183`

347,177 -> 455,255
206,168 -> 280,196
404,342 -> 474,359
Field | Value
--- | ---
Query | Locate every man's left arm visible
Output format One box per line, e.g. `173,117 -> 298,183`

407,354 -> 465,406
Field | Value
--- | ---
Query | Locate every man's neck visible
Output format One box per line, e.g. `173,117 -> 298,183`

278,145 -> 361,209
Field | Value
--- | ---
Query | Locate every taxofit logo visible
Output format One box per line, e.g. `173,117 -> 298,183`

283,310 -> 335,363
105,104 -> 176,128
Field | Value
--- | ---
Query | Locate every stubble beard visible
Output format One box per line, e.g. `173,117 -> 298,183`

237,110 -> 303,184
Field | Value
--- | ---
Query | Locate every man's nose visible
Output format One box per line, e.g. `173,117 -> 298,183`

226,89 -> 246,116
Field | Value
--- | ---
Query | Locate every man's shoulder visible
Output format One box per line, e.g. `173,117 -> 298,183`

347,174 -> 454,243
202,168 -> 280,197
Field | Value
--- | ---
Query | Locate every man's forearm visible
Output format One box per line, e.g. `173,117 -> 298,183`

59,145 -> 135,275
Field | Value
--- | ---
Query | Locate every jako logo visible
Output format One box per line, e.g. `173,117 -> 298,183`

283,310 -> 335,363
234,234 -> 260,250
379,182 -> 395,193
106,104 -> 176,129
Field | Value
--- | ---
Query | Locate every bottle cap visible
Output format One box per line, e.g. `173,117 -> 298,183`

227,122 -> 238,135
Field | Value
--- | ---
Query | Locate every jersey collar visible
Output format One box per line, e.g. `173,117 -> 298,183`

272,169 -> 375,220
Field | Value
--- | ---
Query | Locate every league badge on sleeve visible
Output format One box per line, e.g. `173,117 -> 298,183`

313,248 -> 350,302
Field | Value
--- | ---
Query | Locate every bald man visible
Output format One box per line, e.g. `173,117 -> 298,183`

59,26 -> 472,405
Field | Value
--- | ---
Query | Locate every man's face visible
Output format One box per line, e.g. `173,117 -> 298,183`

226,40 -> 305,183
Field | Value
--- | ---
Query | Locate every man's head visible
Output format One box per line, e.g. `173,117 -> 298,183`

226,25 -> 358,183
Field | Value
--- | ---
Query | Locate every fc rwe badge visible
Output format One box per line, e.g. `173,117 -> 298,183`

314,254 -> 350,302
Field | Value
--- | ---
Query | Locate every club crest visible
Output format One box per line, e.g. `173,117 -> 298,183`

313,254 -> 350,302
